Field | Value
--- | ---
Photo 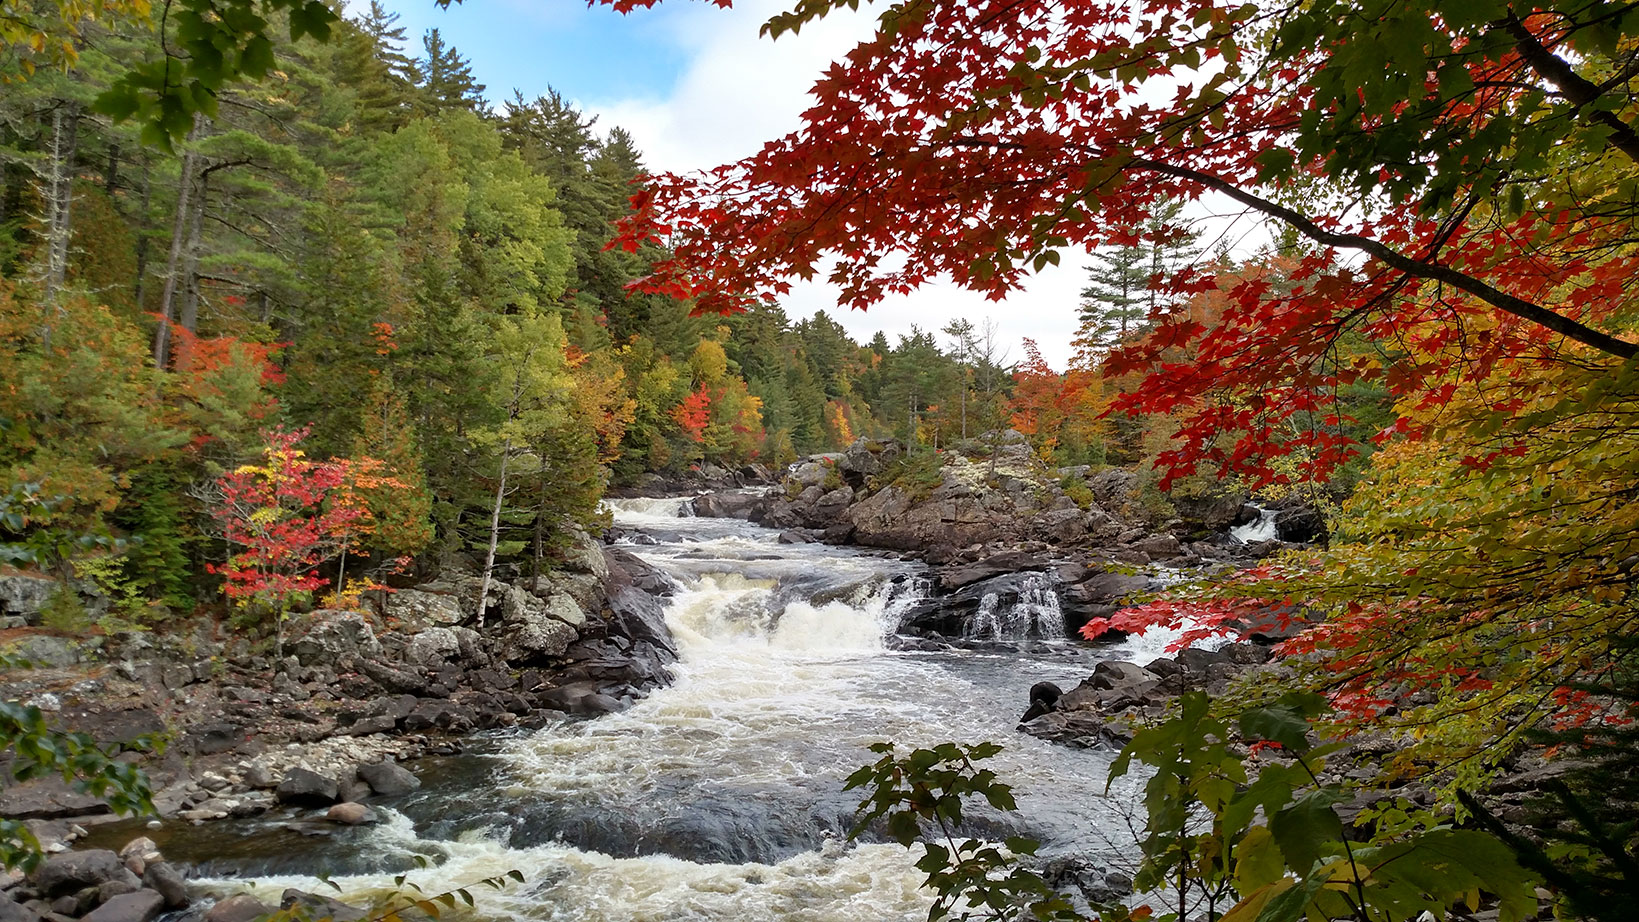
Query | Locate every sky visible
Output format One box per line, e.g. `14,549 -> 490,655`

367,0 -> 1175,370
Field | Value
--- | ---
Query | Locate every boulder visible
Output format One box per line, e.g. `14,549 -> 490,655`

81,890 -> 163,922
324,803 -> 376,826
559,532 -> 611,580
140,864 -> 187,910
289,611 -> 381,668
30,851 -> 124,898
542,594 -> 587,628
357,762 -> 421,797
384,589 -> 466,628
0,898 -> 41,922
356,659 -> 426,695
1128,534 -> 1183,559
938,551 -> 1054,590
789,461 -> 829,489
0,574 -> 55,620
274,768 -> 338,807
403,628 -> 460,667
203,894 -> 270,922
280,890 -> 365,922
537,682 -> 623,716
1089,661 -> 1159,691
6,636 -> 78,667
691,491 -> 766,520
1274,503 -> 1327,544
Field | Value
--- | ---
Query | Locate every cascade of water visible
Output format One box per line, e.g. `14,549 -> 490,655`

603,496 -> 695,519
1229,505 -> 1278,543
964,573 -> 1066,641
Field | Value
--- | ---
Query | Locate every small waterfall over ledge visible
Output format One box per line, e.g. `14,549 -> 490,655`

964,573 -> 1065,642
1230,505 -> 1277,543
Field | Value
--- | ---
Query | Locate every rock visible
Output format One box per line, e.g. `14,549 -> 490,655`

96,879 -> 140,904
537,682 -> 623,717
6,636 -> 79,667
0,778 -> 111,821
187,720 -> 239,756
356,659 -> 426,695
280,890 -> 365,922
691,491 -> 766,520
1128,534 -> 1183,559
203,894 -> 270,922
0,897 -> 41,922
274,769 -> 338,807
403,628 -> 460,667
357,762 -> 421,797
938,551 -> 1054,590
1089,661 -> 1159,690
339,715 -> 397,736
325,803 -> 376,826
30,851 -> 124,898
560,532 -> 611,580
542,594 -> 587,628
1273,503 -> 1327,544
290,611 -> 382,668
80,890 -> 163,922
243,763 -> 277,789
140,865 -> 187,910
384,589 -> 466,628
116,840 -> 159,865
0,574 -> 56,620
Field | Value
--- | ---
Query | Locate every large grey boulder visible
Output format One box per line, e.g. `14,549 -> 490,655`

141,863 -> 188,909
499,586 -> 578,662
403,628 -> 460,667
384,589 -> 466,629
82,890 -> 164,922
274,768 -> 338,807
30,850 -> 124,898
357,761 -> 421,797
289,611 -> 381,668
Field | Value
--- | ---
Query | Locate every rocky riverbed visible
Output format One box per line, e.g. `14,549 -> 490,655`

0,532 -> 685,922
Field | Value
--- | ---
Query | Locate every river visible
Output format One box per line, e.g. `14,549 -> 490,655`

180,497 -> 1177,920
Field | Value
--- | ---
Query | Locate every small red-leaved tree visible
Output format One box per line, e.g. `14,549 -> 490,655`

208,427 -> 361,660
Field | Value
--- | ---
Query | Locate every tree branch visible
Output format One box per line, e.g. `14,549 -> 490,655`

1127,156 -> 1639,360
1497,11 -> 1639,165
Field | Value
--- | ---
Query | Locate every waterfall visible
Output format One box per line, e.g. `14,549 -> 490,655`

603,496 -> 696,519
965,573 -> 1065,641
1230,505 -> 1277,543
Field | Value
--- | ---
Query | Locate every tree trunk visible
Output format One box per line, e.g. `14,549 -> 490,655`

178,168 -> 209,334
153,118 -> 203,367
40,102 -> 80,347
475,438 -> 513,623
132,156 -> 152,310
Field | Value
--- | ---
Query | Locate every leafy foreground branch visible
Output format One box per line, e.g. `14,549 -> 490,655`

849,693 -> 1540,922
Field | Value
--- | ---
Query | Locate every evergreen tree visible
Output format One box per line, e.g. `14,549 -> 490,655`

1077,243 -> 1148,353
414,29 -> 486,113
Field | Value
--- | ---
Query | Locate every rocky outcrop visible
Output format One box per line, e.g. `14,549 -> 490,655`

5,842 -> 193,922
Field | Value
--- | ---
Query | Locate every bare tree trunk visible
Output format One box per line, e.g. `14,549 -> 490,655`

177,168 -> 209,334
153,118 -> 203,366
475,437 -> 513,623
104,143 -> 119,193
132,154 -> 153,310
40,102 -> 80,348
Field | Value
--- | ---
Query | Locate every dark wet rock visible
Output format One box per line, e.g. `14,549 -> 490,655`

356,659 -> 427,695
1271,499 -> 1327,544
30,851 -> 124,898
202,894 -> 270,922
357,762 -> 420,797
537,682 -> 623,717
81,890 -> 162,922
937,551 -> 1054,590
274,768 -> 338,807
691,491 -> 767,520
140,864 -> 187,910
280,890 -> 365,922
0,778 -> 112,821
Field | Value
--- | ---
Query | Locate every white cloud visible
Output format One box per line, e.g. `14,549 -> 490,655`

578,0 -> 1093,370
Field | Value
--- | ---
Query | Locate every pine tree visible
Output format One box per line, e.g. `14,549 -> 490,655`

414,29 -> 486,113
1077,244 -> 1148,353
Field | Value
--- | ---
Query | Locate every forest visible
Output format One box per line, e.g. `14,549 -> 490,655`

3,0 -> 1639,921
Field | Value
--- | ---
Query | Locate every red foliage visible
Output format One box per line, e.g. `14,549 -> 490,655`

672,385 -> 712,443
206,428 -> 361,607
